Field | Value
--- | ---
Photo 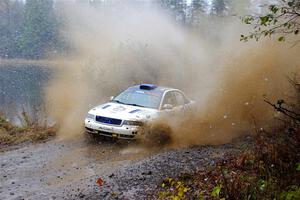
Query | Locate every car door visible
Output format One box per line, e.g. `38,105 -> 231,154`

161,91 -> 177,115
161,91 -> 185,114
173,91 -> 189,113
175,90 -> 195,114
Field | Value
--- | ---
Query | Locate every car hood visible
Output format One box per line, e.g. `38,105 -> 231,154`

88,102 -> 159,121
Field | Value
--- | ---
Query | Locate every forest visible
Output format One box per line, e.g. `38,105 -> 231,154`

0,0 -> 242,59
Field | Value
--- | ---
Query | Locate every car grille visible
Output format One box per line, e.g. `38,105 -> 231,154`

95,116 -> 122,125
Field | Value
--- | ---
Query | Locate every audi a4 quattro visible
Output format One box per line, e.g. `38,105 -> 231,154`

84,84 -> 193,139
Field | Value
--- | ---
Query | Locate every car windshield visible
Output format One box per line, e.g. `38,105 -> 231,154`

112,88 -> 162,109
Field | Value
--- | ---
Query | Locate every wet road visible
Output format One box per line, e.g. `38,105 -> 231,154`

0,135 -> 247,200
0,136 -> 156,200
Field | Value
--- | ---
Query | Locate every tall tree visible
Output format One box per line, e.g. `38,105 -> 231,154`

0,0 -> 24,58
160,0 -> 187,23
21,0 -> 57,59
190,0 -> 207,25
211,0 -> 227,16
192,0 -> 207,12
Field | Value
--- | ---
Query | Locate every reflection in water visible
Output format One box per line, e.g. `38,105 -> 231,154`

0,64 -> 51,124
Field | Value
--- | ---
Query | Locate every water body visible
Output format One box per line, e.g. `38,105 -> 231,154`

0,64 -> 51,122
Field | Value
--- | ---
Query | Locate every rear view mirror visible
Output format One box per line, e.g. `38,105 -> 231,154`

162,104 -> 173,110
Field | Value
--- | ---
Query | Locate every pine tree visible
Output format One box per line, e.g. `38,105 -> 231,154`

192,0 -> 207,13
211,0 -> 227,16
191,0 -> 207,25
160,0 -> 187,23
21,0 -> 57,59
0,0 -> 25,58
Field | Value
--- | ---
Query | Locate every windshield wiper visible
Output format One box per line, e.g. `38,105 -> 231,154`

125,103 -> 145,108
112,100 -> 145,107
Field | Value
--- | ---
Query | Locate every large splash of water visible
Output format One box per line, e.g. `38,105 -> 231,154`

45,2 -> 300,146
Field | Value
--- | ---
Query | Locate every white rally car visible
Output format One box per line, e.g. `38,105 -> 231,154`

85,84 -> 193,139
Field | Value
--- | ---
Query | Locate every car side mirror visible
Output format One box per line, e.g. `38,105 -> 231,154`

110,96 -> 114,101
162,104 -> 173,110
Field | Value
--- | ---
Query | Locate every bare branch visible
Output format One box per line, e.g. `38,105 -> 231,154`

264,99 -> 300,122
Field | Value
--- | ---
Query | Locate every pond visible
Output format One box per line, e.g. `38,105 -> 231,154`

0,64 -> 51,123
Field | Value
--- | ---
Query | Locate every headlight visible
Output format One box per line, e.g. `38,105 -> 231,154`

123,120 -> 143,126
86,113 -> 95,120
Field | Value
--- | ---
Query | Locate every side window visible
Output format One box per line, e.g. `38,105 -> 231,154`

162,92 -> 177,107
173,91 -> 186,106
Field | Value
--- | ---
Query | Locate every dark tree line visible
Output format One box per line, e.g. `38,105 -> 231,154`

0,0 -> 24,58
160,0 -> 230,24
0,0 -> 61,59
0,0 -> 230,59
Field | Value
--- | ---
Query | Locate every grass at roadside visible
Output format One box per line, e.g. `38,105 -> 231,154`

0,114 -> 56,148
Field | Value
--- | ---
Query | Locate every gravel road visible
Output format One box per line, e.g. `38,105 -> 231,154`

0,135 -> 249,200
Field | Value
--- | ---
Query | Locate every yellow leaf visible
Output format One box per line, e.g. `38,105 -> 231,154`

178,191 -> 184,197
171,196 -> 180,200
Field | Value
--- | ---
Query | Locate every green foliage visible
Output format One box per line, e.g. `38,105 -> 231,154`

296,163 -> 300,171
258,179 -> 267,192
241,0 -> 300,42
280,186 -> 300,200
211,184 -> 222,198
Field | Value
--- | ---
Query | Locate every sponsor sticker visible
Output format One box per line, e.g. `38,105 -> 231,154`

99,126 -> 113,131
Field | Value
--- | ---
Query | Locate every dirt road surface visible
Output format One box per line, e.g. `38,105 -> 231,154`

0,135 -> 249,200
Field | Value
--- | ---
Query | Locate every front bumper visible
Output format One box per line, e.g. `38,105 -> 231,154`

84,119 -> 140,139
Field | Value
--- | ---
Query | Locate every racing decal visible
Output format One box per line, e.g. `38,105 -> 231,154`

112,106 -> 127,112
129,109 -> 141,114
102,105 -> 111,109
